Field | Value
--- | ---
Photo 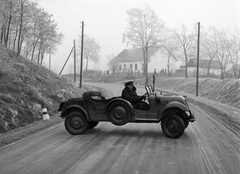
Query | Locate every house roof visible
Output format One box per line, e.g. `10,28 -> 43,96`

113,47 -> 161,63
186,59 -> 221,69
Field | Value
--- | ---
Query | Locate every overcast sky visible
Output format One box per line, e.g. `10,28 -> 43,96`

38,0 -> 240,74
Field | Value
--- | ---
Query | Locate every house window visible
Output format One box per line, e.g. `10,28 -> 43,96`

135,64 -> 138,71
130,64 -> 132,70
119,64 -> 122,71
124,64 -> 126,70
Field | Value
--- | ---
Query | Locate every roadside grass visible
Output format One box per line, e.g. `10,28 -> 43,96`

147,76 -> 240,110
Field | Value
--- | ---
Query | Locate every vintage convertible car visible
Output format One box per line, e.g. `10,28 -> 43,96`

58,80 -> 195,138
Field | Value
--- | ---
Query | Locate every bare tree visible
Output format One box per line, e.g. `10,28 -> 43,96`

0,0 -> 63,65
213,29 -> 230,79
17,0 -> 29,56
36,14 -> 63,64
107,54 -> 117,74
0,0 -> 18,46
4,0 -> 13,46
77,34 -> 100,72
174,24 -> 196,78
229,29 -> 240,78
0,0 -> 5,43
30,8 -> 44,61
162,29 -> 179,76
201,27 -> 218,76
22,39 -> 32,59
123,5 -> 165,85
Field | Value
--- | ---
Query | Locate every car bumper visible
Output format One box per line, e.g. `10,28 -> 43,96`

186,111 -> 195,122
189,111 -> 195,122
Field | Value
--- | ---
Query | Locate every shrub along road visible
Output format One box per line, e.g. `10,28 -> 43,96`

0,82 -> 239,174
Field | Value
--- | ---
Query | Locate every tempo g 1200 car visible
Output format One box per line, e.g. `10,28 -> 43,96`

58,77 -> 195,138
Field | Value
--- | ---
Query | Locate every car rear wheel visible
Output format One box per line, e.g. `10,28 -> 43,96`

161,114 -> 185,138
65,111 -> 89,135
108,102 -> 131,126
88,121 -> 99,129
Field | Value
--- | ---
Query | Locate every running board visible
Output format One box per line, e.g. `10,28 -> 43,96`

135,118 -> 159,122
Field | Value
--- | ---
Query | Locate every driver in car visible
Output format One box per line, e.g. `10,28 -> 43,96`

122,81 -> 149,110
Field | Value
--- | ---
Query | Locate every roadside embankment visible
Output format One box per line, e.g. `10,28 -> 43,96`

155,76 -> 240,110
0,44 -> 85,134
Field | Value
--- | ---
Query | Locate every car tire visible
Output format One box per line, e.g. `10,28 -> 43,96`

65,111 -> 89,135
108,102 -> 131,126
183,119 -> 189,128
88,121 -> 99,129
161,114 -> 185,138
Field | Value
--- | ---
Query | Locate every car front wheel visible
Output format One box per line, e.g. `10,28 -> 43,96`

183,119 -> 189,129
65,111 -> 89,135
161,114 -> 185,138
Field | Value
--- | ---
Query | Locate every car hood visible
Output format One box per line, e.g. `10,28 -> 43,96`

161,95 -> 186,104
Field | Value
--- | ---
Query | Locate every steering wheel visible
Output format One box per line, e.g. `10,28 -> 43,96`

143,86 -> 151,100
145,85 -> 154,94
149,85 -> 153,93
145,85 -> 150,95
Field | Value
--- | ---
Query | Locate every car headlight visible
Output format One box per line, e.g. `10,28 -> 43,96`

185,111 -> 191,117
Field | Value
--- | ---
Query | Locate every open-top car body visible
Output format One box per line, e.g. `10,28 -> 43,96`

58,79 -> 195,138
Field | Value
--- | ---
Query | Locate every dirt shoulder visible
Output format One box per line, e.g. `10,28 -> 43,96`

0,115 -> 63,148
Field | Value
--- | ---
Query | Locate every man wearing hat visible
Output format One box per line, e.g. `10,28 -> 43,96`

122,81 -> 149,110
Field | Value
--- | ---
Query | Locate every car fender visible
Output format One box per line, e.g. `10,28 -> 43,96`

107,98 -> 134,114
159,101 -> 190,120
61,104 -> 89,120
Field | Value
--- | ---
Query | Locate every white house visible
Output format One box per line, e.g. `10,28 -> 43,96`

113,47 -> 180,74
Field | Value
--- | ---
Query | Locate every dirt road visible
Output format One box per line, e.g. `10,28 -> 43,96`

0,83 -> 239,174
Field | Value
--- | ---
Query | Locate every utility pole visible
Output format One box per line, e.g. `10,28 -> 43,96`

196,22 -> 200,97
59,46 -> 74,75
74,39 -> 76,82
79,21 -> 84,88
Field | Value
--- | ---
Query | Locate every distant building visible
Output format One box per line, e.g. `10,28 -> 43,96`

177,59 -> 222,77
112,47 -> 180,74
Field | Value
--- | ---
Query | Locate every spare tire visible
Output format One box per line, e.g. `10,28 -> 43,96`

108,101 -> 131,126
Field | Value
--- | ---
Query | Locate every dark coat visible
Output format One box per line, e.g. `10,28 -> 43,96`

121,85 -> 141,104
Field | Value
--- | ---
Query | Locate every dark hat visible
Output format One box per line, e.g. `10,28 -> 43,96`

125,81 -> 133,86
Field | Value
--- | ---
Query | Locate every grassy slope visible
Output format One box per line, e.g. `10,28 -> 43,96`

0,44 -> 84,134
153,76 -> 240,110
